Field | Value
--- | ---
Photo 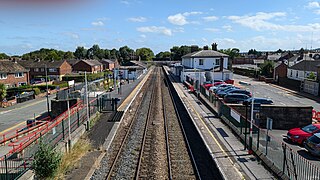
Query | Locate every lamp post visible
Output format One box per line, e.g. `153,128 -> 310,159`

45,64 -> 50,117
67,89 -> 71,151
85,71 -> 90,130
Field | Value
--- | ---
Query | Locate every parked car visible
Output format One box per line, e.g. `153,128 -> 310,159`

304,133 -> 320,156
224,93 -> 250,103
287,124 -> 320,145
243,97 -> 273,105
209,84 -> 233,92
216,87 -> 240,97
31,78 -> 45,85
215,86 -> 239,94
218,89 -> 251,98
203,81 -> 226,90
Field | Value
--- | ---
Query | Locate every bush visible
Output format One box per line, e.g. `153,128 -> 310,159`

32,141 -> 61,179
33,88 -> 41,95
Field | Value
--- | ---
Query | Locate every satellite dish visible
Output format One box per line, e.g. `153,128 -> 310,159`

284,60 -> 288,65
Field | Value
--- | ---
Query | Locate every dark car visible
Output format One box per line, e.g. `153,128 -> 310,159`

216,87 -> 239,97
218,89 -> 251,98
304,133 -> 320,156
287,124 -> 320,145
243,97 -> 273,105
224,93 -> 250,103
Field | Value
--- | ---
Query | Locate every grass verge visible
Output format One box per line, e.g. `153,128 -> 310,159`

55,137 -> 91,180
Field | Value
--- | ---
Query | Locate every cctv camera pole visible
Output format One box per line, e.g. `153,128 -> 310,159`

67,89 -> 71,151
45,64 -> 50,117
249,86 -> 254,154
85,71 -> 90,130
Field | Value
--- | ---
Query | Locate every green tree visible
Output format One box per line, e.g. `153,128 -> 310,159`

110,48 -> 120,59
170,45 -> 191,60
63,51 -> 75,59
87,44 -> 105,60
136,48 -> 154,61
45,51 -> 60,61
219,48 -> 240,60
74,46 -> 87,59
307,72 -> 316,80
156,51 -> 171,59
119,46 -> 134,64
32,141 -> 61,179
248,49 -> 262,57
275,49 -> 283,53
104,49 -> 111,59
0,53 -> 9,59
260,61 -> 274,78
0,83 -> 6,103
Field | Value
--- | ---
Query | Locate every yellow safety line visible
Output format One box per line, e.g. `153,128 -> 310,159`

0,121 -> 25,135
175,82 -> 245,178
117,68 -> 153,111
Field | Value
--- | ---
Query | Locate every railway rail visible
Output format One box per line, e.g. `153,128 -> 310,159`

93,67 -> 201,179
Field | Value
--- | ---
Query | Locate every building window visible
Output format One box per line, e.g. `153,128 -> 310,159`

48,68 -> 57,72
296,71 -> 298,78
41,68 -> 45,72
290,70 -> 293,77
215,59 -> 220,66
34,68 -> 39,72
0,73 -> 7,79
199,59 -> 204,65
15,72 -> 24,78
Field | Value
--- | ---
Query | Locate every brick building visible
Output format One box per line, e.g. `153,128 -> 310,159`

0,60 -> 29,87
73,60 -> 103,73
99,59 -> 118,71
18,59 -> 72,81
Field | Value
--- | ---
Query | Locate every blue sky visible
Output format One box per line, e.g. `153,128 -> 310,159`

1,0 -> 320,55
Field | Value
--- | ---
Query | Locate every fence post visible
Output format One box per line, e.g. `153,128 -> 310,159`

257,128 -> 260,150
97,94 -> 99,112
77,110 -> 80,127
282,143 -> 286,173
88,103 -> 91,118
5,155 -> 8,180
62,120 -> 65,140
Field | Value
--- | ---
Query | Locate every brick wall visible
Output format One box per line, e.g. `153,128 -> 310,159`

230,104 -> 312,130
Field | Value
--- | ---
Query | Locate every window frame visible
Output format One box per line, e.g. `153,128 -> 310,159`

0,73 -> 7,79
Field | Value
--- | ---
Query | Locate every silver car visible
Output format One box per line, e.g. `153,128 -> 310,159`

304,133 -> 320,156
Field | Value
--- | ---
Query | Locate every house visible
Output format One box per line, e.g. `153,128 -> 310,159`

274,61 -> 288,82
117,61 -> 148,80
287,60 -> 319,81
66,59 -> 80,72
73,60 -> 103,73
99,59 -> 118,71
267,53 -> 281,61
18,59 -> 72,81
0,60 -> 29,87
181,44 -> 232,82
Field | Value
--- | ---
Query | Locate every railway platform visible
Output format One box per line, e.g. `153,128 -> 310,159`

165,67 -> 275,179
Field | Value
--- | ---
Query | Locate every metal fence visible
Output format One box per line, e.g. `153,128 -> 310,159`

198,83 -> 320,180
0,94 -> 109,180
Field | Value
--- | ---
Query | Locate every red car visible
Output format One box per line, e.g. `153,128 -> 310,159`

203,82 -> 225,89
287,124 -> 320,144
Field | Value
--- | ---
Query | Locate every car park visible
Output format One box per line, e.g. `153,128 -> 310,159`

304,133 -> 320,156
243,97 -> 273,105
287,124 -> 320,145
209,84 -> 233,92
224,93 -> 250,103
216,87 -> 240,97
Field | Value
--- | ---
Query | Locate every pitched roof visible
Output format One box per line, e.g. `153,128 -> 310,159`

182,50 -> 228,58
289,60 -> 320,72
100,59 -> 116,64
79,60 -> 103,66
66,59 -> 80,66
0,60 -> 28,73
18,60 -> 67,69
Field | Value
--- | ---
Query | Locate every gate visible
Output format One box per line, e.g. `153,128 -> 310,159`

303,80 -> 319,96
98,94 -> 119,112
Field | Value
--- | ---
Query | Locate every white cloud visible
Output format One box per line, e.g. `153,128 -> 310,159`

202,16 -> 218,21
316,9 -> 320,14
121,0 -> 130,5
91,21 -> 104,26
168,11 -> 203,26
173,27 -> 184,33
168,13 -> 188,26
204,28 -> 219,32
64,32 -> 79,39
140,34 -> 146,38
228,12 -> 320,32
183,11 -> 203,16
306,1 -> 320,8
137,26 -> 172,36
222,25 -> 232,32
127,17 -> 147,22
202,38 -> 208,42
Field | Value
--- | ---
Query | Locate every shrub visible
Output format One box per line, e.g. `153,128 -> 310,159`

32,141 -> 61,179
33,88 -> 41,95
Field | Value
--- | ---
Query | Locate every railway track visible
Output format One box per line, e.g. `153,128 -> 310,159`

92,67 -> 203,179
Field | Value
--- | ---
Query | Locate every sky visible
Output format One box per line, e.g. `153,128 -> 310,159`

1,0 -> 320,55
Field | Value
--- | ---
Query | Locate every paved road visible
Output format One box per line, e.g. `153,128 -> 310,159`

233,74 -> 319,110
0,95 -> 55,133
233,74 -> 320,167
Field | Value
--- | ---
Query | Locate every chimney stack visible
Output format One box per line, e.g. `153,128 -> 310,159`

191,45 -> 199,53
203,45 -> 209,50
212,43 -> 218,51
